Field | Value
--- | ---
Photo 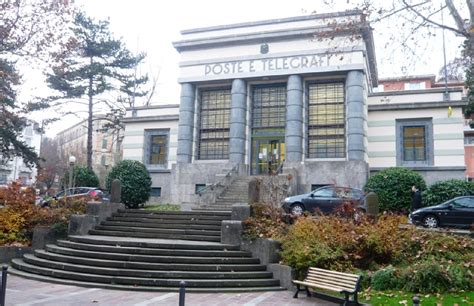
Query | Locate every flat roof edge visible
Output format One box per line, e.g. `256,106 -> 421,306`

180,10 -> 363,35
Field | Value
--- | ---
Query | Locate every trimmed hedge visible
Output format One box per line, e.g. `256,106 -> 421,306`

105,160 -> 151,208
423,179 -> 474,207
365,167 -> 426,212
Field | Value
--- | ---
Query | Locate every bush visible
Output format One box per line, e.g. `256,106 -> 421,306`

62,166 -> 99,188
401,261 -> 452,293
365,167 -> 426,212
279,213 -> 474,285
105,160 -> 151,208
280,215 -> 412,275
371,267 -> 401,291
0,181 -> 86,246
423,179 -> 474,207
242,203 -> 291,240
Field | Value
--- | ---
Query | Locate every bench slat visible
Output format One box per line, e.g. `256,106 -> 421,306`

293,280 -> 353,294
309,267 -> 359,279
307,272 -> 358,285
305,277 -> 356,290
305,279 -> 355,291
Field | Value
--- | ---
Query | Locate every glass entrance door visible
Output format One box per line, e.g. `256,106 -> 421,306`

251,138 -> 285,175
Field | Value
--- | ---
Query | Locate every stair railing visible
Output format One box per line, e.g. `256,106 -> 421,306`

197,164 -> 240,205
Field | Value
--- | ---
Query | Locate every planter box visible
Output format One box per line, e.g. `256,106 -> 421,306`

0,246 -> 33,264
32,225 -> 67,249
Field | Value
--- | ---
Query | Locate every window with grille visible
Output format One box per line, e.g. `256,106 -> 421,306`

198,88 -> 231,160
307,83 -> 345,158
144,129 -> 169,168
252,85 -> 286,130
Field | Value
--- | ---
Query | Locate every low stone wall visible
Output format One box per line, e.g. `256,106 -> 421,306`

221,204 -> 296,289
68,201 -> 124,236
0,246 -> 33,264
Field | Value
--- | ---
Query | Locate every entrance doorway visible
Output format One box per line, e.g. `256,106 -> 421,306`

251,138 -> 285,175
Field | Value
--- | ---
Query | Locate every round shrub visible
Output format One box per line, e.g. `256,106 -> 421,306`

364,167 -> 426,212
423,179 -> 474,207
371,267 -> 401,291
105,160 -> 151,208
62,166 -> 99,188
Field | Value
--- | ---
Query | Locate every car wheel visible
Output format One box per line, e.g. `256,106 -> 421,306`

290,203 -> 305,216
422,215 -> 439,228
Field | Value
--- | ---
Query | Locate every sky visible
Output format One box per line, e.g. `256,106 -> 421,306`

29,0 -> 466,137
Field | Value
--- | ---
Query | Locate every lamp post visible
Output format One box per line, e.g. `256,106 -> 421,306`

68,156 -> 76,195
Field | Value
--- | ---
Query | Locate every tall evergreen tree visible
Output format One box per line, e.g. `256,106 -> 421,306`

47,12 -> 147,170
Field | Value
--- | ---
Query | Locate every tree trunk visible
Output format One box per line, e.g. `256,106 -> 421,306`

87,73 -> 93,170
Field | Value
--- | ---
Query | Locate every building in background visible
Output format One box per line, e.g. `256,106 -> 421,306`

56,116 -> 123,186
0,121 -> 42,186
122,105 -> 180,203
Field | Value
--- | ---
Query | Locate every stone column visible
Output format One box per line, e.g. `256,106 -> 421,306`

346,70 -> 367,161
285,75 -> 303,162
177,83 -> 195,163
229,79 -> 247,164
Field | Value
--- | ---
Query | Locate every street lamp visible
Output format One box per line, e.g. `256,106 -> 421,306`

68,156 -> 76,195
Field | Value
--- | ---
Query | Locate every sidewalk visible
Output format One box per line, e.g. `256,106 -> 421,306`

6,275 -> 336,306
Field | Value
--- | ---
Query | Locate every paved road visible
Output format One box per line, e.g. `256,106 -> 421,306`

6,275 -> 336,306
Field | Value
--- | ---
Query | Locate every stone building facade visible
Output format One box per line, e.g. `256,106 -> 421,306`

122,12 -> 467,205
170,11 -> 376,204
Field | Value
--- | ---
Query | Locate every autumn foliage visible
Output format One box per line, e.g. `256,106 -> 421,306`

0,181 -> 86,246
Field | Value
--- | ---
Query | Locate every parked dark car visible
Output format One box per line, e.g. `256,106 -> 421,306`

40,187 -> 109,207
282,186 -> 365,215
409,196 -> 474,228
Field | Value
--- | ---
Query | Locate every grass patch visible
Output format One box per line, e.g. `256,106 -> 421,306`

362,290 -> 474,305
143,204 -> 180,211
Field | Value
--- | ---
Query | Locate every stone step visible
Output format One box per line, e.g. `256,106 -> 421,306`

56,240 -> 251,257
193,207 -> 232,212
22,254 -> 272,279
8,268 -> 285,293
112,212 -> 229,222
107,216 -> 223,226
100,221 -> 221,231
11,259 -> 280,288
214,201 -> 246,206
68,235 -> 239,251
94,225 -> 221,237
89,229 -> 222,242
44,245 -> 260,264
118,209 -> 231,217
34,249 -> 266,272
217,196 -> 248,201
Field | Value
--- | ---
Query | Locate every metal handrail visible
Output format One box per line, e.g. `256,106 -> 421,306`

273,159 -> 285,175
197,163 -> 239,196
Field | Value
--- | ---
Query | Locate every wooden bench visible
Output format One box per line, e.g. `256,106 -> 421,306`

293,267 -> 362,306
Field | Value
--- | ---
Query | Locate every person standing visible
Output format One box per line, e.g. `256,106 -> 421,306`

411,185 -> 422,212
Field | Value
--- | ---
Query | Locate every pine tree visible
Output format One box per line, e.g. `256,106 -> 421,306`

47,12 -> 147,170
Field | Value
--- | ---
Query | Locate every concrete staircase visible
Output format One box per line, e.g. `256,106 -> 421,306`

9,209 -> 284,292
196,176 -> 251,211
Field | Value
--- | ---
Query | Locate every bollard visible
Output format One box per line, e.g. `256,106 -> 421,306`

0,265 -> 7,306
412,295 -> 420,306
179,281 -> 186,306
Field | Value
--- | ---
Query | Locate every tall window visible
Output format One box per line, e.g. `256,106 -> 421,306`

252,85 -> 286,130
403,126 -> 426,161
144,129 -> 169,168
198,88 -> 231,160
307,83 -> 345,158
396,119 -> 433,166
